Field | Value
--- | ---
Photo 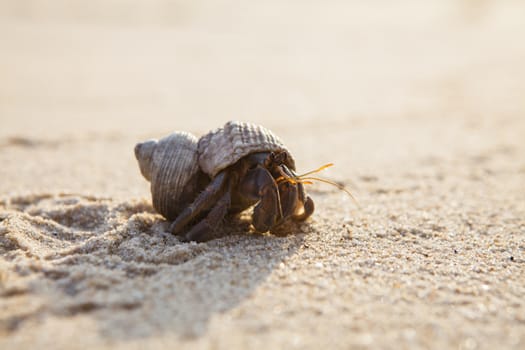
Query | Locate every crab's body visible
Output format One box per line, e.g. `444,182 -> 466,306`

135,121 -> 314,242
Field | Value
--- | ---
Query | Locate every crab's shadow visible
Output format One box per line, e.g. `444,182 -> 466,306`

0,194 -> 307,341
105,217 -> 307,340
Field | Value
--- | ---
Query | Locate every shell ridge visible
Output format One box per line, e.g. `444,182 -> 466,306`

138,131 -> 201,220
198,121 -> 296,176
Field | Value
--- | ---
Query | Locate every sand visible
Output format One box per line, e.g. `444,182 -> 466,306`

1,1 -> 525,349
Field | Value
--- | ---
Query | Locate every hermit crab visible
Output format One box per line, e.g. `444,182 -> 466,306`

135,121 -> 351,242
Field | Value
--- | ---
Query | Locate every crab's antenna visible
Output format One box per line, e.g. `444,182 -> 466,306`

296,163 -> 334,178
276,163 -> 359,207
299,176 -> 359,206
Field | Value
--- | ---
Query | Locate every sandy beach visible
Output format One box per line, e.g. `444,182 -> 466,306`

1,1 -> 525,349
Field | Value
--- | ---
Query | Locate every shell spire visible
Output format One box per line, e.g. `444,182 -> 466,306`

135,131 -> 207,220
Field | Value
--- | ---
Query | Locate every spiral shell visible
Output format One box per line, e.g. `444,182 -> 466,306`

198,121 -> 296,177
135,131 -> 206,220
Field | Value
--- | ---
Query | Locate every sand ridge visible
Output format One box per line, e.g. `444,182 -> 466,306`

0,193 -> 311,341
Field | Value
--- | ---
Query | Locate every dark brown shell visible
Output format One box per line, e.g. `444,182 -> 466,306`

135,131 -> 206,220
198,121 -> 295,177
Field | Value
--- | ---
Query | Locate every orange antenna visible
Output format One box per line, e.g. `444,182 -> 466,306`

296,163 -> 334,178
296,176 -> 359,206
277,163 -> 359,207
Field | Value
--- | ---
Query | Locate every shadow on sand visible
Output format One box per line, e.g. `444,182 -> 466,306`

0,194 -> 306,340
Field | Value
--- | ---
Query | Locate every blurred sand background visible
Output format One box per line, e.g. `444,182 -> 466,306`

1,0 -> 524,349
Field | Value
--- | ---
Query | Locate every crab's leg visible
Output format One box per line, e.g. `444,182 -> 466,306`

292,196 -> 314,221
277,180 -> 299,220
280,165 -> 315,221
170,171 -> 228,235
239,165 -> 282,232
270,162 -> 301,219
180,190 -> 232,242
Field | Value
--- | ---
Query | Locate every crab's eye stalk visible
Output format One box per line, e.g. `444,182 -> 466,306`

278,151 -> 288,162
